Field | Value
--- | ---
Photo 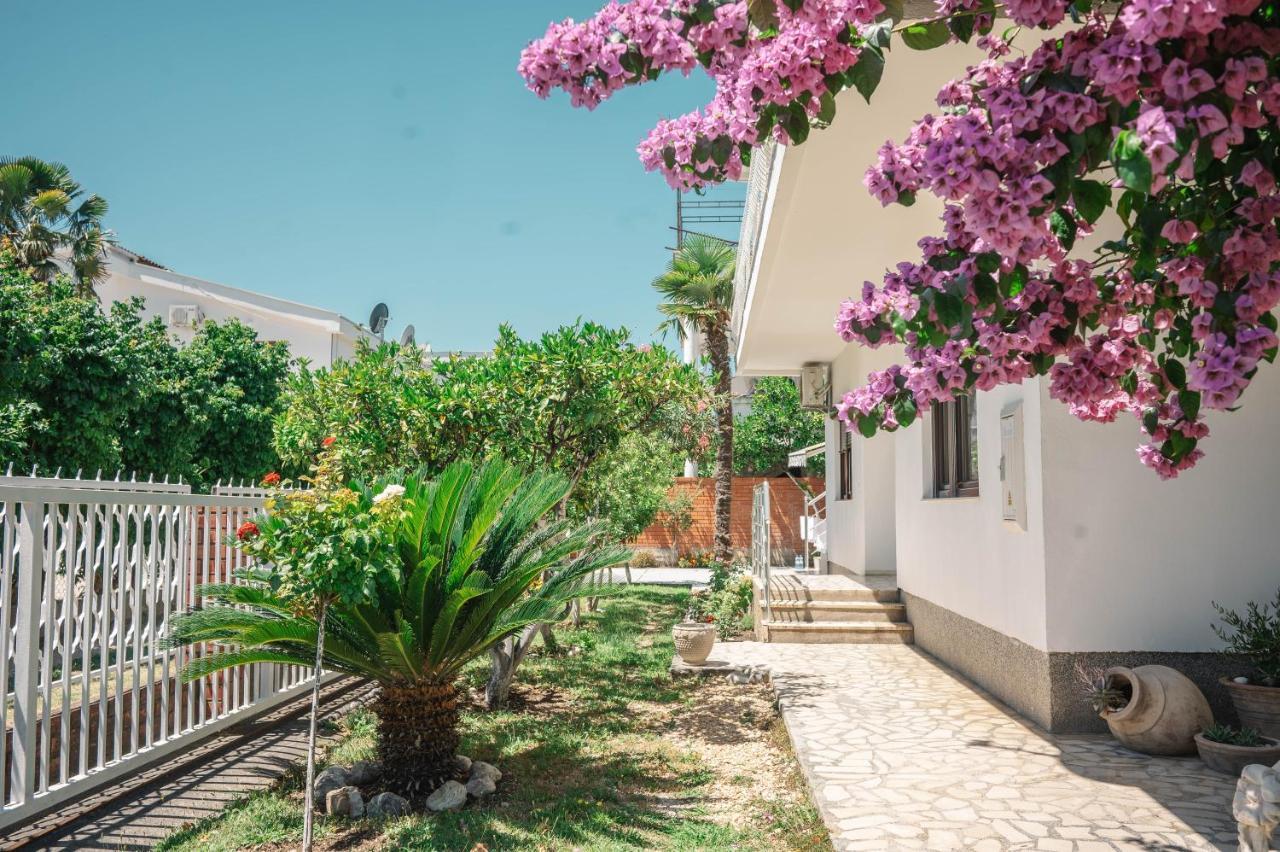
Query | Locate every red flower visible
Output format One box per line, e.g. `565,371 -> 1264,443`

236,521 -> 260,541
321,436 -> 336,448
261,471 -> 281,486
704,614 -> 715,623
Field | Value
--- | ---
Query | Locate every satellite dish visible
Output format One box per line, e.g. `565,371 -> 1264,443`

400,324 -> 416,346
368,302 -> 390,336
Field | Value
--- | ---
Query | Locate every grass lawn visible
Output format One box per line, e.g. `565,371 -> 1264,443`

158,585 -> 828,851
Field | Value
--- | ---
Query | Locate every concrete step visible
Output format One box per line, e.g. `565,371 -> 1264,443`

761,620 -> 914,644
763,578 -> 900,604
768,600 -> 907,623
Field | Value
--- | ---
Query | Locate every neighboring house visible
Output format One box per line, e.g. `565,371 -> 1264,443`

732,42 -> 1280,732
94,244 -> 376,367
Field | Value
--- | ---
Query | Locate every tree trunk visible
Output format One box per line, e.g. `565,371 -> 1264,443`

373,679 -> 462,799
302,602 -> 327,852
707,325 -> 734,564
485,622 -> 543,710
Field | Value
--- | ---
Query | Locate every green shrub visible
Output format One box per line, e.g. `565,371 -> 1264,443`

1203,724 -> 1267,747
1213,587 -> 1280,686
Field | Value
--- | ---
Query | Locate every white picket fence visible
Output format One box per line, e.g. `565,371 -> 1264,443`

0,471 -> 316,830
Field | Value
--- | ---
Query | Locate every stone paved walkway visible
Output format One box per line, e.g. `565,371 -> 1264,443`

708,642 -> 1238,851
598,566 -> 712,585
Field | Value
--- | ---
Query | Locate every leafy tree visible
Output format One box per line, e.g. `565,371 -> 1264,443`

653,236 -> 736,561
170,460 -> 626,798
0,258 -> 290,484
182,320 -> 291,485
0,156 -> 111,295
571,430 -> 684,542
734,376 -> 825,476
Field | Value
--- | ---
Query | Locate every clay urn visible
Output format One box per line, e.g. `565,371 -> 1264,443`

1099,665 -> 1213,756
672,621 -> 716,665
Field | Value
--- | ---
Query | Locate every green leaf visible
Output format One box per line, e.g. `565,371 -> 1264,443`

900,19 -> 951,50
817,92 -> 837,125
1050,208 -> 1077,251
892,396 -> 917,429
949,13 -> 975,43
1177,390 -> 1200,421
1164,358 -> 1187,390
1072,179 -> 1110,225
935,292 -> 964,329
863,19 -> 892,48
848,47 -> 885,103
1110,130 -> 1152,194
976,252 -> 1001,274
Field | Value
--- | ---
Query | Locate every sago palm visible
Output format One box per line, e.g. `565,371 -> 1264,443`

653,234 -> 736,562
168,459 -> 626,797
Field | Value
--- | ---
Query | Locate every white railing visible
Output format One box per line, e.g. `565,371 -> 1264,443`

751,481 -> 771,622
0,474 -> 315,830
803,490 -> 827,572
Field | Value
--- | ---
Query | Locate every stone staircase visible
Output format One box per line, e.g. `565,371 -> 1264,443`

753,572 -> 913,644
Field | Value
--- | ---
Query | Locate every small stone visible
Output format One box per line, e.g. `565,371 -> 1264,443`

313,766 -> 350,806
367,791 -> 411,818
453,754 -> 473,776
325,785 -> 365,818
346,760 -> 382,786
466,774 -> 497,798
426,780 -> 467,812
469,760 -> 502,783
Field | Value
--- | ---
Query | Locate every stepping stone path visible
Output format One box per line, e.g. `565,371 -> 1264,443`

711,641 -> 1240,851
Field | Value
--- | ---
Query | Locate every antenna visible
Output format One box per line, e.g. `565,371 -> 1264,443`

368,303 -> 390,338
400,324 -> 416,346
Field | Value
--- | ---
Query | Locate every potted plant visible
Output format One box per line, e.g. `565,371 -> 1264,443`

1195,724 -> 1280,776
673,605 -> 716,665
1213,588 -> 1280,738
1076,662 -> 1212,755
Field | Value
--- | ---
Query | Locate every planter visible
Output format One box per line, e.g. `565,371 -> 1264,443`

1222,677 -> 1280,739
1194,732 -> 1280,776
672,621 -> 716,665
1099,665 -> 1213,756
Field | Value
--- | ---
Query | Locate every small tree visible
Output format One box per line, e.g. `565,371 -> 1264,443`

229,466 -> 403,851
656,487 -> 696,566
734,376 -> 825,476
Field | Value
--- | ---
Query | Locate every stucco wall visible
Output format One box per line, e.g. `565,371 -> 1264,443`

894,380 -> 1051,650
1041,363 -> 1280,652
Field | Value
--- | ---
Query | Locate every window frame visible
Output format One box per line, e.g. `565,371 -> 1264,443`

931,391 -> 979,499
837,426 -> 853,501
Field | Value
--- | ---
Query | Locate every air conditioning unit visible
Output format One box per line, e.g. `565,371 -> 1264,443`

799,363 -> 831,411
168,304 -> 204,329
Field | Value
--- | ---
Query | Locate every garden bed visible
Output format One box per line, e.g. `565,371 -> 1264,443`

157,586 -> 827,851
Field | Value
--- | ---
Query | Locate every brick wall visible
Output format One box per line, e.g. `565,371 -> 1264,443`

629,476 -> 821,563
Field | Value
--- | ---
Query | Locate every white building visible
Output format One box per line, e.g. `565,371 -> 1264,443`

96,245 -> 375,367
733,43 -> 1280,732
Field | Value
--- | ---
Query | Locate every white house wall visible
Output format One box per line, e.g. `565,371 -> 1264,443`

1041,363 -> 1280,653
894,381 -> 1050,650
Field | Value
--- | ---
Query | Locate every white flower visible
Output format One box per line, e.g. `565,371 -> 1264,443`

373,483 -> 406,505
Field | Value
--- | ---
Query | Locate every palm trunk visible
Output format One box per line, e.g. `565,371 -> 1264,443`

707,325 -> 734,564
302,602 -> 327,852
373,680 -> 461,799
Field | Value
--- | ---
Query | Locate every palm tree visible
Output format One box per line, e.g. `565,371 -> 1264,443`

168,460 -> 626,797
0,156 -> 112,295
653,235 -> 736,563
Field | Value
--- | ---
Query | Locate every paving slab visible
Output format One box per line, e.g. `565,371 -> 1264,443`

711,641 -> 1239,851
597,567 -> 711,586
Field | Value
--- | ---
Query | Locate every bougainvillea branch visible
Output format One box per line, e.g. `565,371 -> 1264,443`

522,0 -> 1280,477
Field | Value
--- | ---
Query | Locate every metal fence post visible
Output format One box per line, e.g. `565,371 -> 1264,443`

12,502 -> 45,807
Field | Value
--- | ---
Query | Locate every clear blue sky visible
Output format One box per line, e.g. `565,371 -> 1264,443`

2,1 -> 743,351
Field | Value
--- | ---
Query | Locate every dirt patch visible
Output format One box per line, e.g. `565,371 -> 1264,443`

628,678 -> 812,832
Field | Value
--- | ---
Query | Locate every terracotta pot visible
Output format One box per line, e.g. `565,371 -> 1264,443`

672,622 -> 716,665
1222,677 -> 1280,739
1099,665 -> 1213,756
1194,732 -> 1280,776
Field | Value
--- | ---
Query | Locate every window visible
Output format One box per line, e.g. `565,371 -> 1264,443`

931,390 -> 979,498
837,427 -> 853,501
